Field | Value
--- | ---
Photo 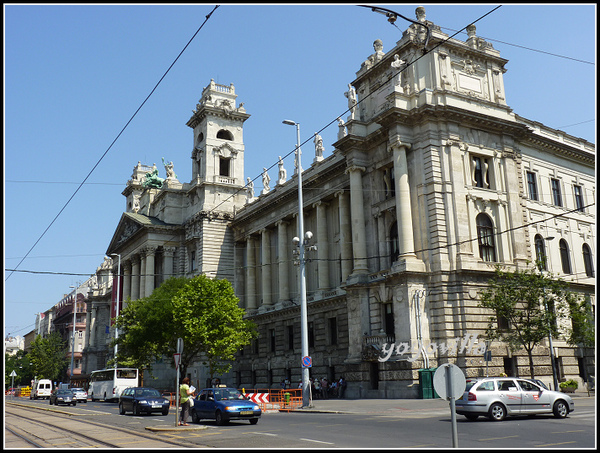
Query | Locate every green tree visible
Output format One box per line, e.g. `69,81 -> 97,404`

28,332 -> 68,381
114,275 -> 256,380
478,264 -> 591,379
5,350 -> 34,388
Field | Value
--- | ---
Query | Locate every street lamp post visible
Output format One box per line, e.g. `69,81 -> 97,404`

283,119 -> 311,408
111,253 -> 121,369
543,236 -> 559,391
69,285 -> 77,382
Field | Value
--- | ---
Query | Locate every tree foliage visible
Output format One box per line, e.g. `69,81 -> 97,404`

478,264 -> 593,379
5,350 -> 34,387
28,332 -> 68,381
114,276 -> 256,380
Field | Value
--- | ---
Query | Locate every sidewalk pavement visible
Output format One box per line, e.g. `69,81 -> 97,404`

288,391 -> 595,416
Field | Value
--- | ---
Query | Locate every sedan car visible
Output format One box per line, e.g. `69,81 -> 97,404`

49,389 -> 76,406
191,387 -> 261,425
71,387 -> 88,403
119,387 -> 170,416
455,377 -> 574,421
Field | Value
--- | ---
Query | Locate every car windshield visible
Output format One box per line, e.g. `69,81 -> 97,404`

135,389 -> 161,398
213,388 -> 245,401
72,388 -> 85,392
57,390 -> 72,395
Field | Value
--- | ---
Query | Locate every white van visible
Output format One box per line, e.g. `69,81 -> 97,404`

31,379 -> 53,399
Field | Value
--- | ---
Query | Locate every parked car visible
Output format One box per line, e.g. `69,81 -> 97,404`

49,388 -> 76,406
455,377 -> 574,421
191,387 -> 261,425
119,387 -> 170,416
71,387 -> 88,403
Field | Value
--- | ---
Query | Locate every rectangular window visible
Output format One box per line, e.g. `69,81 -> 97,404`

551,178 -> 563,207
328,317 -> 338,345
269,328 -> 276,352
287,325 -> 294,350
472,156 -> 490,189
574,185 -> 585,212
191,251 -> 196,271
219,157 -> 230,177
526,171 -> 538,201
308,322 -> 315,348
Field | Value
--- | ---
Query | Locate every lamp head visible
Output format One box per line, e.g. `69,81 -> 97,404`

282,120 -> 297,126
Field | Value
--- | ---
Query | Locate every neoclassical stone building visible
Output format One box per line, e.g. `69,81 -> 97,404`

104,7 -> 595,396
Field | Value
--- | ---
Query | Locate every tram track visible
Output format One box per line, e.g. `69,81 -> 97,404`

5,402 -> 197,448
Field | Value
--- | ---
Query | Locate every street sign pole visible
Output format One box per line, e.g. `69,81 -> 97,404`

175,338 -> 183,427
433,363 -> 466,449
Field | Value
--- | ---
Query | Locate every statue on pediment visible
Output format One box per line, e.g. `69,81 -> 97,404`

142,164 -> 164,189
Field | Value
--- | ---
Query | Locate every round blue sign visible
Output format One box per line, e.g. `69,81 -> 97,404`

302,356 -> 312,368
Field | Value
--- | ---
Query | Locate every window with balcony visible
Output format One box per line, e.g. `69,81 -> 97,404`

472,156 -> 490,189
476,213 -> 496,262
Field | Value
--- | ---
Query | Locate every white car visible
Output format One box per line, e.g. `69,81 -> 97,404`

71,387 -> 88,403
455,377 -> 574,421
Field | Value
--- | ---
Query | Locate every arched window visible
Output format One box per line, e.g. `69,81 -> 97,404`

390,222 -> 399,264
476,213 -> 496,262
559,239 -> 572,274
534,234 -> 547,271
582,243 -> 594,277
216,129 -> 234,141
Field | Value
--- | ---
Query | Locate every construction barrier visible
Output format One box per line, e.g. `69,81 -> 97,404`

241,388 -> 302,412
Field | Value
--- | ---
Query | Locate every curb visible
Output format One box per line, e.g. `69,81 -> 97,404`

145,425 -> 208,432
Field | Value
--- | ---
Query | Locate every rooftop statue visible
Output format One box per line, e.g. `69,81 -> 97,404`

142,164 -> 164,189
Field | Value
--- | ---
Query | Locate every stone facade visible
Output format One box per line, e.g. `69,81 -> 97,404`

98,7 -> 594,395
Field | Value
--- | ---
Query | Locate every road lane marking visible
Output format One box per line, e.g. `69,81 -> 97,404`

478,435 -> 519,441
300,438 -> 335,445
535,441 -> 578,447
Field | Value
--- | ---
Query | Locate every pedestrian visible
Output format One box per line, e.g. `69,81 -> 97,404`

179,377 -> 194,426
338,377 -> 347,399
321,377 -> 328,399
314,378 -> 321,399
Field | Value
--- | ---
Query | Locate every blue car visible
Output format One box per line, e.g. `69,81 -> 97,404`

191,387 -> 261,425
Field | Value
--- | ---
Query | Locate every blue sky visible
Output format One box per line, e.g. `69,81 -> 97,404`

4,4 -> 596,338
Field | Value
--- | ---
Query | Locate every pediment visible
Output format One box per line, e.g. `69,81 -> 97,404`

106,212 -> 174,255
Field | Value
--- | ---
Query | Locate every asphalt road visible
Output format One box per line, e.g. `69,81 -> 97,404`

8,396 -> 596,449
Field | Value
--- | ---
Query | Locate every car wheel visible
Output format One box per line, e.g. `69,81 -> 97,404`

119,403 -> 126,415
215,410 -> 227,426
553,400 -> 569,418
49,399 -> 52,405
488,403 -> 506,421
162,408 -> 169,416
73,402 -> 77,406
191,410 -> 199,424
465,414 -> 479,421
249,418 -> 259,425
134,403 -> 140,416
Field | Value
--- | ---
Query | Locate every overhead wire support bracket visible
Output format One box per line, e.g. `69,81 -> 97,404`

358,5 -> 431,53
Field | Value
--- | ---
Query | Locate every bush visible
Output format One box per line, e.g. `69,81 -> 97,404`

559,379 -> 578,390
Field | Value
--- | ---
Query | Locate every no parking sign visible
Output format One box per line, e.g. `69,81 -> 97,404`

302,356 -> 312,368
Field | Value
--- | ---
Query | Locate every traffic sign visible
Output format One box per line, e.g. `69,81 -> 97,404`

433,363 -> 466,400
173,353 -> 181,369
302,356 -> 312,368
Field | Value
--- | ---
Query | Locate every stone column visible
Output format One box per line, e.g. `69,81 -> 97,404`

139,252 -> 146,299
390,138 -> 416,259
376,211 -> 389,270
163,246 -> 176,282
314,201 -> 330,289
261,229 -> 272,306
131,255 -> 140,301
122,261 -> 131,303
336,190 -> 353,282
276,220 -> 290,301
246,236 -> 257,309
346,166 -> 368,274
144,246 -> 156,297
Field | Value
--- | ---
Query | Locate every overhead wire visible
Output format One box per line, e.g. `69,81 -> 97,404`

4,4 -> 221,283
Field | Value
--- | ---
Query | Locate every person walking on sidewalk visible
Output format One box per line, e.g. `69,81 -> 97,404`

338,377 -> 347,399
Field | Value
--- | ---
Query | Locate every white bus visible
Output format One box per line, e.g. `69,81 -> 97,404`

89,368 -> 139,402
